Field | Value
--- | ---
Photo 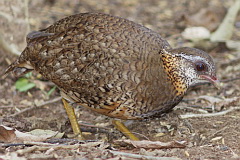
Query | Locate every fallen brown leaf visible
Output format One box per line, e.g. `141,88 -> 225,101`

0,125 -> 16,143
0,125 -> 58,143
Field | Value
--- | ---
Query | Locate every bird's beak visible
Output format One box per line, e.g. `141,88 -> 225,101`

200,75 -> 221,89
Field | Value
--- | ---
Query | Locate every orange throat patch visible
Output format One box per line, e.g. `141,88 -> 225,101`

161,53 -> 187,96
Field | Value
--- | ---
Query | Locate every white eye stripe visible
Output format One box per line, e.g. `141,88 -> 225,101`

178,54 -> 204,62
177,54 -> 212,68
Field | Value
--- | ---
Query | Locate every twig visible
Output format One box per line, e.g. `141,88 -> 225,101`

0,143 -> 28,147
78,122 -> 110,130
22,141 -> 57,146
17,143 -> 81,155
10,97 -> 62,117
0,105 -> 26,109
180,106 -> 209,114
109,150 -> 182,160
36,97 -> 62,107
44,138 -> 97,144
180,107 -> 240,119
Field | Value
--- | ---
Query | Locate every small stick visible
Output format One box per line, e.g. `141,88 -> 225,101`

181,106 -> 209,114
36,97 -> 62,107
17,143 -> 81,155
10,97 -> 62,117
180,107 -> 240,119
79,123 -> 110,130
109,150 -> 182,160
0,105 -> 26,109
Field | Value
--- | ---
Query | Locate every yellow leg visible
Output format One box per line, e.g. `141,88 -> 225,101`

112,120 -> 139,141
62,98 -> 84,140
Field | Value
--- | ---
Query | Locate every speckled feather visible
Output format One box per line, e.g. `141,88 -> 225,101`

4,13 -> 216,119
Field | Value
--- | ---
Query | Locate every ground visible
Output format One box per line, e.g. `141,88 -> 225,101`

0,0 -> 240,159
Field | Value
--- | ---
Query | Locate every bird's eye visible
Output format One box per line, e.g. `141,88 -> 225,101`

195,62 -> 207,72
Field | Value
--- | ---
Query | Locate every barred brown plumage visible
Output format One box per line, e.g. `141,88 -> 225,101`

3,12 -> 219,140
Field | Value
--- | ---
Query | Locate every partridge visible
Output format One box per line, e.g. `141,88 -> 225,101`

3,13 -> 219,140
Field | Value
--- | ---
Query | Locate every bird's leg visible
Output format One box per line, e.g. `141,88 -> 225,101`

112,119 -> 139,141
62,98 -> 84,140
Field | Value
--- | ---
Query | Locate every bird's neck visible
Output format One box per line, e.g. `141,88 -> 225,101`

161,53 -> 188,96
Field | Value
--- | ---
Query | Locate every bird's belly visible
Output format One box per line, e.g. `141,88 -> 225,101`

60,80 -> 180,120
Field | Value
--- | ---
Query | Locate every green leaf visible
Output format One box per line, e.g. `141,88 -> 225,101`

15,78 -> 36,92
47,86 -> 56,97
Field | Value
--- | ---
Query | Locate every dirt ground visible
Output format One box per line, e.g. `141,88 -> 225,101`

0,0 -> 240,159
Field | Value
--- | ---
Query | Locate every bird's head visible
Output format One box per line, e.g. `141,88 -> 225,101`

161,47 -> 219,96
